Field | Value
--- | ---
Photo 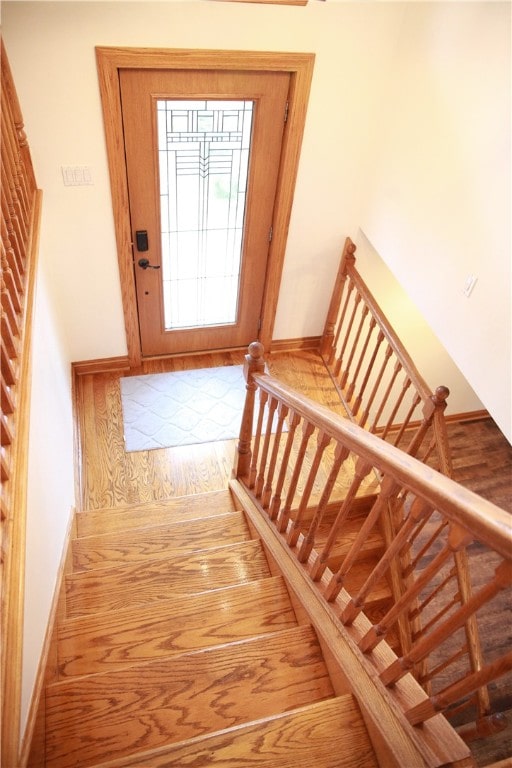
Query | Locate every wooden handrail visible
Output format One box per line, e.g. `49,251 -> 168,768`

233,344 -> 511,760
1,37 -> 41,767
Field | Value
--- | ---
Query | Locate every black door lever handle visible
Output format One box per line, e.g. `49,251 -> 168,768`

138,258 -> 161,270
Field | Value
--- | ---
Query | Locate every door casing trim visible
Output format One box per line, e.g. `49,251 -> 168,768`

96,47 -> 315,366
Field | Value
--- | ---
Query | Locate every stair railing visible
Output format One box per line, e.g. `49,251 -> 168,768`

1,37 -> 41,766
233,343 -> 511,762
319,237 -> 495,736
321,236 -> 452,476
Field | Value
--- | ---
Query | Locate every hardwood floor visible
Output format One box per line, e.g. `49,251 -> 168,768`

76,348 -> 511,513
74,347 -> 512,766
75,349 -> 347,511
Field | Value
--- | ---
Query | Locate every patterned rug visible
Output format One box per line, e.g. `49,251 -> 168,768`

120,365 -> 254,452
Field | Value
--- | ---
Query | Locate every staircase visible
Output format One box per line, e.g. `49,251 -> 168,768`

42,489 -> 379,768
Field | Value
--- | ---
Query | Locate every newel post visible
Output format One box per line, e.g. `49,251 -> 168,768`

233,341 -> 265,480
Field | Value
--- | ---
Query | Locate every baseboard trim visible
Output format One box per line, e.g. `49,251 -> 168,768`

445,409 -> 490,424
71,339 -> 322,376
72,355 -> 131,376
270,336 -> 321,353
374,409 -> 491,436
19,505 -> 77,768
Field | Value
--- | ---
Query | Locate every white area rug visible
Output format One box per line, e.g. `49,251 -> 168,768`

120,365 -> 255,452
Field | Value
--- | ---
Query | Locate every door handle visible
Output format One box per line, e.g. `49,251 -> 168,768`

138,258 -> 161,270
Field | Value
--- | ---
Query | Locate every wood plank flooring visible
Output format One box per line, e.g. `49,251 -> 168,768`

75,350 -> 347,511
74,347 -> 512,766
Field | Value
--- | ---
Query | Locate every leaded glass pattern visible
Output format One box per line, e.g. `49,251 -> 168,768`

157,100 -> 253,330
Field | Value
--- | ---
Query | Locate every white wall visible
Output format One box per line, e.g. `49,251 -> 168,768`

359,2 -> 511,439
22,260 -> 76,736
1,0 -> 509,741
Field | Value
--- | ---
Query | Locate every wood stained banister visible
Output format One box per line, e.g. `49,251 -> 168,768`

233,343 -> 511,762
1,37 -> 41,768
242,370 -> 509,557
321,236 -> 453,476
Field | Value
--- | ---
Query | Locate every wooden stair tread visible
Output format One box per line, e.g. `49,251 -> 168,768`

45,625 -> 334,768
57,576 -> 297,679
89,696 -> 378,768
75,489 -> 236,538
72,510 -> 250,571
314,518 -> 384,570
65,540 -> 270,618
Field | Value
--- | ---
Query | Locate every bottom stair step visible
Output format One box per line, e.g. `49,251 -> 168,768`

45,624 -> 334,768
90,696 -> 378,768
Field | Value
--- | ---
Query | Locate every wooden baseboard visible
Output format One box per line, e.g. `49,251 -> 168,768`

444,409 -> 490,424
270,336 -> 321,353
71,339 -> 322,377
19,506 -> 77,768
72,355 -> 131,376
374,409 -> 491,435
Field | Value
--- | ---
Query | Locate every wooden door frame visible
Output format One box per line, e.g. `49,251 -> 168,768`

96,47 -> 315,366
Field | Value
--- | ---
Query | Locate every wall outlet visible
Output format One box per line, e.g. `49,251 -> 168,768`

462,274 -> 478,298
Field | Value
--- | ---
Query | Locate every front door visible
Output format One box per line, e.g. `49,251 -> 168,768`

120,69 -> 290,356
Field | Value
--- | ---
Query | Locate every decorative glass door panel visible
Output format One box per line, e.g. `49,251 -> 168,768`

119,68 -> 290,356
157,100 -> 253,330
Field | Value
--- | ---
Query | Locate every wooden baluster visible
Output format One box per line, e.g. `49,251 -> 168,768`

340,299 -> 367,392
409,568 -> 458,630
337,291 -> 361,386
1,379 -> 15,417
1,278 -> 20,341
1,224 -> 24,298
391,392 -> 422,448
453,546 -> 491,719
379,373 -> 412,441
249,389 -> 268,489
381,559 -> 512,689
1,38 -> 37,197
369,358 -> 402,434
404,517 -> 448,576
406,649 -> 512,726
419,644 -> 468,686
254,395 -> 278,499
233,341 -> 265,481
1,252 -> 22,320
310,456 -> 373,582
1,155 -> 26,266
298,443 -> 350,563
342,495 -> 428,624
1,310 -> 18,360
320,237 -> 356,363
352,326 -> 383,421
268,409 -> 301,521
276,420 -> 315,534
1,343 -> 17,387
324,475 -> 400,602
261,402 -> 289,510
1,413 -> 14,447
1,182 -> 24,289
287,430 -> 331,548
359,342 -> 392,429
346,313 -> 374,405
1,100 -> 28,247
